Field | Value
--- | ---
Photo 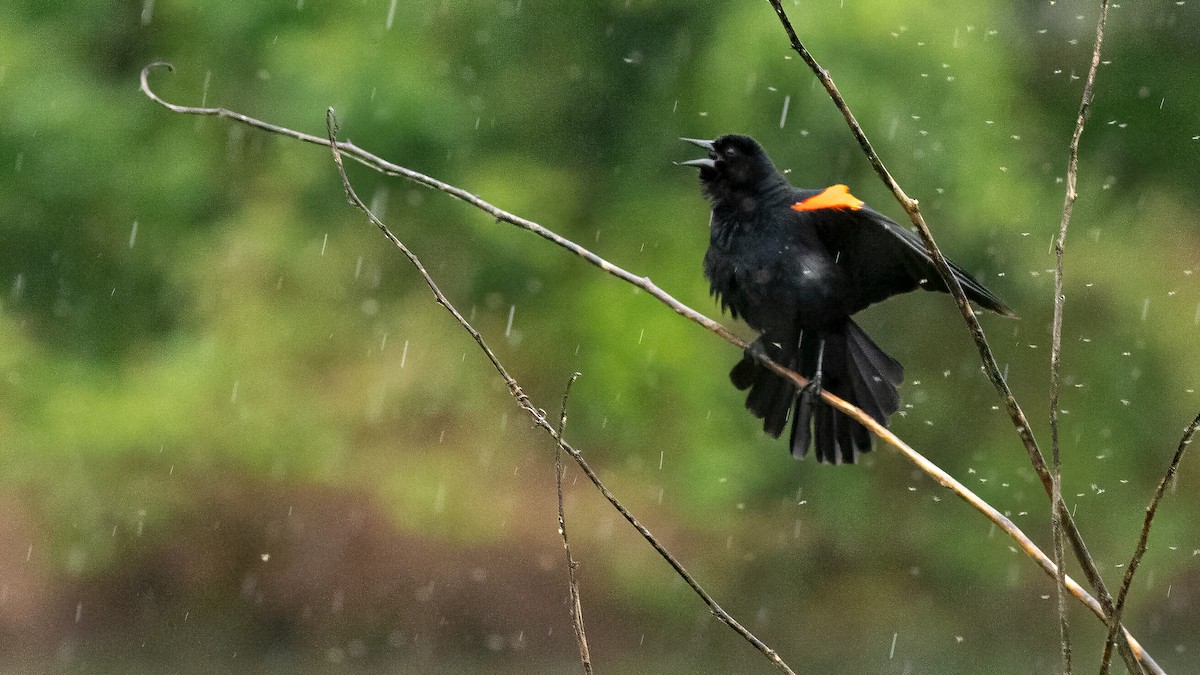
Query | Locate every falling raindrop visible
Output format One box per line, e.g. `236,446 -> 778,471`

128,221 -> 139,248
10,273 -> 25,301
385,0 -> 398,29
434,483 -> 446,513
200,70 -> 212,107
141,0 -> 154,26
779,95 -> 791,129
505,305 -> 515,337
369,187 -> 389,221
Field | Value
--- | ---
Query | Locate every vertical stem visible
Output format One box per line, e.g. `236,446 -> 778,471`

556,373 -> 593,674
1050,1 -> 1110,671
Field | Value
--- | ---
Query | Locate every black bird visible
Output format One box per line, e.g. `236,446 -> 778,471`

680,134 -> 1014,464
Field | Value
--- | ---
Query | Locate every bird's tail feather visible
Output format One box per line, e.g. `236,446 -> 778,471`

731,339 -> 794,438
731,320 -> 902,464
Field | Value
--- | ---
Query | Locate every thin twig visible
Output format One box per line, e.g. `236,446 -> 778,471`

556,372 -> 593,675
324,109 -> 793,674
1050,1 -> 1112,671
1100,412 -> 1200,675
762,5 -> 1152,673
141,64 -> 1162,672
137,64 -> 737,342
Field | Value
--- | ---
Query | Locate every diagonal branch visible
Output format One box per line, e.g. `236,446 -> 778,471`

762,1 -> 1044,481
1100,411 -> 1200,674
761,4 -> 1152,674
324,108 -> 793,674
141,62 -> 1162,673
138,64 -> 735,343
1051,1 -> 1112,671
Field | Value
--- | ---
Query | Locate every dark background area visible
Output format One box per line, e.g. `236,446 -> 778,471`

1,0 -> 1197,672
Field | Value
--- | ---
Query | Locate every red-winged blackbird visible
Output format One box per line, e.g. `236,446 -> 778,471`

681,134 -> 1014,464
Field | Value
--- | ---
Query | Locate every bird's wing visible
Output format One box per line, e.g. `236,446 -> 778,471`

791,186 -> 1015,317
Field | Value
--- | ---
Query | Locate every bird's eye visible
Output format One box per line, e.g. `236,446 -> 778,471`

723,146 -> 738,157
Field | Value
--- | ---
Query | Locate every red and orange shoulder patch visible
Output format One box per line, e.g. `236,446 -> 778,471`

791,184 -> 864,212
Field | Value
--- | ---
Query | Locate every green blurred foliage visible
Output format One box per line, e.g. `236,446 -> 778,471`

0,0 -> 1198,672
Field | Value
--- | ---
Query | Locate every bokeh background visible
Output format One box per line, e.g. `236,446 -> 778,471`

2,0 -> 1198,672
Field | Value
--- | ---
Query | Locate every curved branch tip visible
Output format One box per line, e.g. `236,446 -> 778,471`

139,61 -> 184,111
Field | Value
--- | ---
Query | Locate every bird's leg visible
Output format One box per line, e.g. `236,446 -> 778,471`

799,337 -> 825,402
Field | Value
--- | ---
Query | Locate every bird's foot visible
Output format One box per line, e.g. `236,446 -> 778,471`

799,371 -> 823,403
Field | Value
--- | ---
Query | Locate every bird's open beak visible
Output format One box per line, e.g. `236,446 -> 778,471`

676,137 -> 717,169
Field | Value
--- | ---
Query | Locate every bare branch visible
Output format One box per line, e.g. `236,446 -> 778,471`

1100,412 -> 1199,674
761,4 -> 1153,673
555,372 -> 593,675
139,60 -> 738,343
1050,1 -> 1113,671
324,108 -> 794,674
141,63 -> 1163,673
141,62 -> 334,147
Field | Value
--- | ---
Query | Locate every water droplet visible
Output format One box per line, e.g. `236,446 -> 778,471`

10,273 -> 25,301
385,0 -> 398,29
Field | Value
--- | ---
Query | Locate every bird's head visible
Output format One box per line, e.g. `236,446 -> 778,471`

678,134 -> 783,202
